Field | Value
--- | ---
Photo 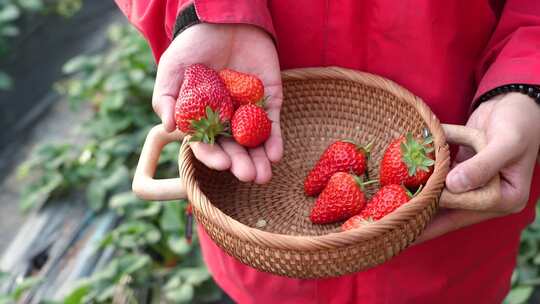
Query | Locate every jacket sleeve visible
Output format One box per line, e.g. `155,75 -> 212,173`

114,0 -> 276,62
473,0 -> 540,103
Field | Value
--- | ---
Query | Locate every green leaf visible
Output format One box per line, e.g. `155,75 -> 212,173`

104,73 -> 129,92
0,5 -> 20,22
86,179 -> 106,210
167,236 -> 191,255
165,283 -> 194,303
63,281 -> 91,304
0,295 -> 11,304
160,201 -> 185,232
21,172 -> 63,211
1,25 -> 19,37
194,279 -> 223,303
122,254 -> 151,275
0,71 -> 12,90
0,271 -> 8,281
114,220 -> 161,248
533,253 -> 540,265
177,267 -> 210,285
102,166 -> 129,190
109,192 -> 141,210
18,0 -> 44,11
101,92 -> 126,111
505,285 -> 533,304
13,276 -> 42,300
132,203 -> 161,218
62,56 -> 90,74
95,285 -> 115,302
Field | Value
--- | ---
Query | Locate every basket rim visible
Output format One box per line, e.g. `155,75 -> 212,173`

179,66 -> 450,251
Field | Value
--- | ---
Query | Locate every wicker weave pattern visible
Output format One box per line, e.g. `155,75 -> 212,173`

179,67 -> 450,278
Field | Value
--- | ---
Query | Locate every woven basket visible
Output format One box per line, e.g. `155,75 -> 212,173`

133,67 -> 500,279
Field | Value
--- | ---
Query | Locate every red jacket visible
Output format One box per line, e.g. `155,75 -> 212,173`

115,1 -> 540,303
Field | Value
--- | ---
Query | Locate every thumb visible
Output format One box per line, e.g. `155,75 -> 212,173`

446,141 -> 512,193
152,49 -> 185,133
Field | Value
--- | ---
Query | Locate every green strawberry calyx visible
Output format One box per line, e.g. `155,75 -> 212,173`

189,106 -> 229,145
256,95 -> 271,107
400,133 -> 435,177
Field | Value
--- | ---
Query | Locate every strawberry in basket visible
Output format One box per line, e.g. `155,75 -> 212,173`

379,133 -> 434,189
310,173 -> 376,224
341,184 -> 414,230
304,141 -> 371,196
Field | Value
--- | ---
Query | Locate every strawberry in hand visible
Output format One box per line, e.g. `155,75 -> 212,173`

219,68 -> 265,109
231,104 -> 272,148
174,64 -> 233,144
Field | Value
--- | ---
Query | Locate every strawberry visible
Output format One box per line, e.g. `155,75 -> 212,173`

231,104 -> 272,148
341,213 -> 369,231
175,64 -> 233,144
310,173 -> 374,224
379,133 -> 434,188
304,141 -> 371,197
219,68 -> 264,109
364,184 -> 412,220
341,184 -> 412,230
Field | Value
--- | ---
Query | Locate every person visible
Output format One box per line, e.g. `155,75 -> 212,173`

115,1 -> 540,303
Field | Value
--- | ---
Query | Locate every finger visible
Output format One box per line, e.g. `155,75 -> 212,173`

414,208 -> 499,244
249,147 -> 272,184
190,142 -> 231,171
219,138 -> 256,182
446,139 -> 520,193
264,89 -> 284,163
155,96 -> 177,132
152,49 -> 185,132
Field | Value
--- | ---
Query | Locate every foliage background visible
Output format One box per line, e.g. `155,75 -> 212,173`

0,4 -> 539,303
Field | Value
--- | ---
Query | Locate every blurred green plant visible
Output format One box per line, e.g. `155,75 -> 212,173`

504,203 -> 540,304
16,24 -> 221,303
0,0 -> 82,90
0,272 -> 43,304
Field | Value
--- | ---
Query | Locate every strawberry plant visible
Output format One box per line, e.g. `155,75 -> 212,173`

0,0 -> 81,90
16,23 -> 220,303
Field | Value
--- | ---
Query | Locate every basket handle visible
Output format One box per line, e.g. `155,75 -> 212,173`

132,124 -> 187,200
439,124 -> 502,211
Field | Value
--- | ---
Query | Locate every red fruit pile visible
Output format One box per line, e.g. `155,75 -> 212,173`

305,134 -> 434,231
174,64 -> 270,147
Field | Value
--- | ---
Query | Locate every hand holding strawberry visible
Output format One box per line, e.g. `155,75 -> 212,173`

152,23 -> 283,184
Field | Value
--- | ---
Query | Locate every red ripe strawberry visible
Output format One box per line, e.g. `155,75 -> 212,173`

379,133 -> 434,188
341,213 -> 369,231
361,184 -> 411,220
219,68 -> 264,109
304,141 -> 371,197
175,64 -> 233,144
310,173 -> 374,224
231,104 -> 272,148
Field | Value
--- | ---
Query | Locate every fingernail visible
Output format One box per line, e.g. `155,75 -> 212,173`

448,171 -> 470,192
